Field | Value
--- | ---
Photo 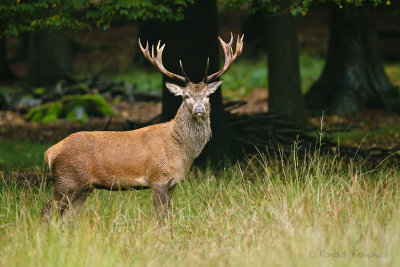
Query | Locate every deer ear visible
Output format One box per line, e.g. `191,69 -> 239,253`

207,81 -> 222,95
165,82 -> 184,96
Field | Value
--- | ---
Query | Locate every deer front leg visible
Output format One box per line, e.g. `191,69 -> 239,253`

152,183 -> 175,223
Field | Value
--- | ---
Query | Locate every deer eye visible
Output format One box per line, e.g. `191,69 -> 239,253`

184,95 -> 190,99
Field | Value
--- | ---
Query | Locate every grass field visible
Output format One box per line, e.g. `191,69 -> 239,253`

0,52 -> 399,266
1,142 -> 399,267
0,139 -> 50,169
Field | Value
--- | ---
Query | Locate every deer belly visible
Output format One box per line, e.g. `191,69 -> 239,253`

91,176 -> 150,191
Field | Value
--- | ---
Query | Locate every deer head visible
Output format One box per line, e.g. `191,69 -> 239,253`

139,33 -> 244,118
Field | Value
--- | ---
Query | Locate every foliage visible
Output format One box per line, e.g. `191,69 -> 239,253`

25,94 -> 114,123
0,0 -> 392,38
219,0 -> 392,15
0,87 -> 23,110
0,0 -> 194,37
62,94 -> 114,120
0,148 -> 399,266
25,102 -> 63,123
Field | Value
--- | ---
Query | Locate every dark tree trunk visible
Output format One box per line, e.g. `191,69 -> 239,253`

305,4 -> 395,115
242,8 -> 267,58
13,33 -> 29,62
135,21 -> 161,67
0,38 -> 14,82
266,11 -> 306,123
161,0 -> 237,163
28,30 -> 73,86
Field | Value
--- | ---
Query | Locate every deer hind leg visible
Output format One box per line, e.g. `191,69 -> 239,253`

41,191 -> 61,222
41,190 -> 71,221
42,188 -> 91,222
42,171 -> 89,221
152,182 -> 176,223
61,189 -> 92,221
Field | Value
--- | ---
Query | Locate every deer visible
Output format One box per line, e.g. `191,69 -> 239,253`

41,33 -> 244,222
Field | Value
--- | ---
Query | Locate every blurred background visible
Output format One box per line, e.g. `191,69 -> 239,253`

0,0 -> 400,168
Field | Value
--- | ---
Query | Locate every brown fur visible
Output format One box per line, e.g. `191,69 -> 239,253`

42,33 -> 241,221
42,84 -> 216,222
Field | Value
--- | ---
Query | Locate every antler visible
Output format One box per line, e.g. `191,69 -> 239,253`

138,39 -> 190,83
204,33 -> 244,83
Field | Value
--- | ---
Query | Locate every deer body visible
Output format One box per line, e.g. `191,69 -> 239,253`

42,34 -> 243,221
45,103 -> 210,191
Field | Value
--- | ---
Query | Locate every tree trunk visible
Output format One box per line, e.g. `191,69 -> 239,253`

305,4 -> 395,115
266,11 -> 306,123
28,30 -> 73,86
13,33 -> 29,62
134,21 -> 161,67
242,8 -> 267,58
161,0 -> 237,164
0,38 -> 14,82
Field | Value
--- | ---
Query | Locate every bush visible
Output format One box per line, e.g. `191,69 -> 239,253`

25,94 -> 114,123
25,102 -> 63,123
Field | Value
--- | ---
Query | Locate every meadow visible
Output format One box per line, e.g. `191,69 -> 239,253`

1,143 -> 399,267
0,53 -> 399,267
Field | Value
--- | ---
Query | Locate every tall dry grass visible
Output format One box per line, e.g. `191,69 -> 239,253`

0,148 -> 399,267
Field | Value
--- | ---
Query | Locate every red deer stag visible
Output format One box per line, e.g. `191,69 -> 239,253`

42,33 -> 244,221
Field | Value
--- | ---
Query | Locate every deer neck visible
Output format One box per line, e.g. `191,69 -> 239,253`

172,102 -> 211,160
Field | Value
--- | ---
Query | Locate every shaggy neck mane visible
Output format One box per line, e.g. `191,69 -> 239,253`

172,102 -> 211,160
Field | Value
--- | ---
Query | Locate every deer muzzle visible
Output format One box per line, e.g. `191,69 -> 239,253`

193,105 -> 206,117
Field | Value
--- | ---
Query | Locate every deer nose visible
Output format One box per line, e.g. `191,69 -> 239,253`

194,105 -> 205,115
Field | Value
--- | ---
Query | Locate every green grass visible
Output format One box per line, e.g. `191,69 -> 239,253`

0,146 -> 399,267
334,124 -> 400,140
300,53 -> 325,93
0,52 -> 399,266
307,124 -> 400,146
106,68 -> 163,92
385,63 -> 400,87
221,56 -> 268,98
0,139 -> 51,169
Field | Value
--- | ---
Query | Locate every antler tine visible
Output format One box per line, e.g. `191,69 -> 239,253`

138,39 -> 187,83
179,60 -> 190,83
151,44 -> 155,62
138,39 -> 150,62
202,57 -> 210,82
156,40 -> 161,51
206,33 -> 244,82
154,42 -> 165,64
228,32 -> 234,47
233,34 -> 244,61
214,36 -> 232,76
